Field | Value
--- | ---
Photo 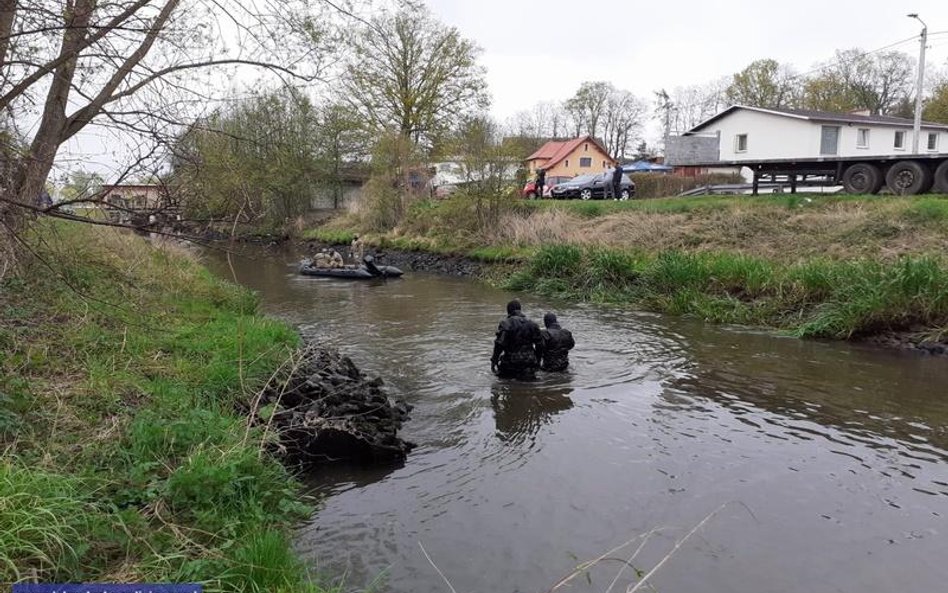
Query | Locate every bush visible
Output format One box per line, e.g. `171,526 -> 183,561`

629,173 -> 744,199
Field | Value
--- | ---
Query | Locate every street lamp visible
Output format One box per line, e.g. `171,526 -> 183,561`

908,13 -> 928,154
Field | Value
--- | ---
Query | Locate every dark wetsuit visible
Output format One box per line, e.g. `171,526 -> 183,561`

539,323 -> 575,371
611,166 -> 623,198
492,311 -> 542,379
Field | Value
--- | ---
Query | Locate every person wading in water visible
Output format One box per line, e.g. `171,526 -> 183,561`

491,299 -> 542,379
538,312 -> 575,372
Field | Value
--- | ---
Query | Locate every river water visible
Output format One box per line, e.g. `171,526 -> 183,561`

206,247 -> 948,593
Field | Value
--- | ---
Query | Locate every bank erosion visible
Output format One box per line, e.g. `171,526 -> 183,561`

312,193 -> 948,351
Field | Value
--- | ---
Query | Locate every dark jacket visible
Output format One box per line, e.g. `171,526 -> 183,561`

536,170 -> 546,185
611,166 -> 623,186
539,323 -> 575,371
492,312 -> 542,373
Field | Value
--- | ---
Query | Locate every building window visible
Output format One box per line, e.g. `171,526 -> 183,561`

565,159 -> 569,168
602,160 -> 606,167
735,134 -> 748,153
927,133 -> 939,151
584,143 -> 589,152
894,131 -> 905,150
579,157 -> 592,168
857,128 -> 870,148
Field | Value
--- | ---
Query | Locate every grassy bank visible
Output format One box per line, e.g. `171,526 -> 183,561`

0,222 -> 331,591
315,193 -> 948,341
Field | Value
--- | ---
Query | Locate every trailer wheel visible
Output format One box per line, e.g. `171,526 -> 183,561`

933,161 -> 948,193
885,160 -> 934,195
841,163 -> 883,194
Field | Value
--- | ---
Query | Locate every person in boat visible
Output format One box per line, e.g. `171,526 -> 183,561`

491,299 -> 542,379
312,249 -> 331,268
329,250 -> 344,268
350,235 -> 365,264
538,312 -> 575,372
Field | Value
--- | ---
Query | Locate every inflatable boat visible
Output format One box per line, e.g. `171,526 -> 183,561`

298,255 -> 404,279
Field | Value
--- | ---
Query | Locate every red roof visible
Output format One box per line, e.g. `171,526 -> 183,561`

524,135 -> 612,169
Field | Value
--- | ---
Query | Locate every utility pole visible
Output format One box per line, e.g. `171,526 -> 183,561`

908,13 -> 928,154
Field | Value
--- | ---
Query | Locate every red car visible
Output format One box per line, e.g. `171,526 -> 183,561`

522,175 -> 572,199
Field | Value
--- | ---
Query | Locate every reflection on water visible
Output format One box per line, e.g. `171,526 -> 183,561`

205,246 -> 948,593
491,378 -> 574,445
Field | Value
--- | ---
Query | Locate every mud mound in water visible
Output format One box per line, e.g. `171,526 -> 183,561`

258,345 -> 414,465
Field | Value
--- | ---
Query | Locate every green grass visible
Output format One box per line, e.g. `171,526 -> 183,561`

311,192 -> 948,342
468,245 -> 530,262
902,196 -> 948,225
300,227 -> 357,244
0,221 -> 331,591
505,245 -> 948,338
529,193 -> 948,217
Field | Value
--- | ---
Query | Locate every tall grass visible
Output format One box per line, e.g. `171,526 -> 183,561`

0,221 -> 325,590
0,464 -> 89,583
506,245 -> 948,337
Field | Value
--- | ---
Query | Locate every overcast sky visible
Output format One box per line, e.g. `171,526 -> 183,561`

426,0 -> 948,135
57,0 -> 948,180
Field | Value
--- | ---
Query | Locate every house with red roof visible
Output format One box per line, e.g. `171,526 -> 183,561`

524,135 -> 616,178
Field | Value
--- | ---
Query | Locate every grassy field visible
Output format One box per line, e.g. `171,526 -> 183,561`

0,222 -> 333,591
316,193 -> 948,341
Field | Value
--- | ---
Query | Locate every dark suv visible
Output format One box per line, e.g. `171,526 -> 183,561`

549,172 -> 635,200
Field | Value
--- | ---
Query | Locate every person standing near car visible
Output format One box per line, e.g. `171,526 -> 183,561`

611,162 -> 624,201
535,168 -> 546,199
602,169 -> 615,200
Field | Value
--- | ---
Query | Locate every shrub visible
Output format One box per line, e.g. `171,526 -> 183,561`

629,173 -> 744,199
529,244 -> 583,278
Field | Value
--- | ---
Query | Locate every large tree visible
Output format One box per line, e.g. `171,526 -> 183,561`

601,89 -> 647,158
341,5 -> 488,146
725,59 -> 798,109
0,0 -> 340,226
924,82 -> 948,124
659,78 -> 729,134
172,88 -> 324,224
803,49 -> 915,115
565,81 -> 613,138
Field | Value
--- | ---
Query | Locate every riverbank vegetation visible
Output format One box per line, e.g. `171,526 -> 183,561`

316,193 -> 948,342
0,222 -> 331,591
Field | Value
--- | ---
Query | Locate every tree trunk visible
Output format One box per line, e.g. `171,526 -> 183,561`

0,0 -> 16,71
14,0 -> 95,205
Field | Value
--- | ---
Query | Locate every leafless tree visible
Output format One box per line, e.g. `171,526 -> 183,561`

665,77 -> 729,134
0,0 -> 356,252
804,49 -> 915,115
601,90 -> 646,159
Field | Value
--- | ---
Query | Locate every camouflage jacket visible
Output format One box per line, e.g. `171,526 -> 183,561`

539,325 -> 575,371
492,312 -> 542,369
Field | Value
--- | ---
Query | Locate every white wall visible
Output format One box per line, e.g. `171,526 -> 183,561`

706,109 -> 948,161
709,110 -> 815,161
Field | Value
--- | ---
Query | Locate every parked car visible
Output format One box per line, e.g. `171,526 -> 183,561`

549,172 -> 636,200
522,175 -> 573,199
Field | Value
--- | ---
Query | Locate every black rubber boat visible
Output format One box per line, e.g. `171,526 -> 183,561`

298,255 -> 404,279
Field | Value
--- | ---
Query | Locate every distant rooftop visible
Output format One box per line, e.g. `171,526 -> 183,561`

686,105 -> 948,134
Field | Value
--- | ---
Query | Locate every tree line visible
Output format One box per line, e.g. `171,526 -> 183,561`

658,51 -> 948,135
4,1 -> 948,249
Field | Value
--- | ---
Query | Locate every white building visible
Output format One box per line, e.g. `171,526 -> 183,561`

683,106 -> 948,162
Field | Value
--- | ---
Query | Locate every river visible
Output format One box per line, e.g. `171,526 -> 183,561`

206,246 -> 948,593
